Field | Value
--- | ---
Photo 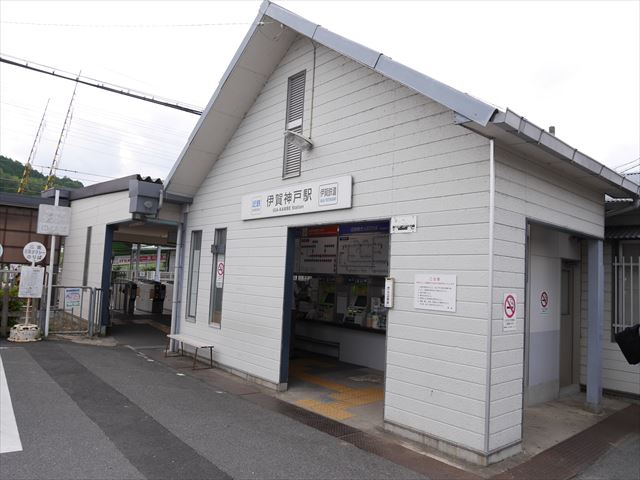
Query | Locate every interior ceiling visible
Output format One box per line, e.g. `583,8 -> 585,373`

112,221 -> 177,247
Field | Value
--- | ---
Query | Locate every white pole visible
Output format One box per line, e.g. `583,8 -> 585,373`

44,189 -> 59,338
155,246 -> 161,282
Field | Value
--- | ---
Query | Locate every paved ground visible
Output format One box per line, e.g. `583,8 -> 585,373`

0,339 -> 423,480
1,328 -> 639,480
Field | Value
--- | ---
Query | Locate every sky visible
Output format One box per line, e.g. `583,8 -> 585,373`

1,0 -> 638,189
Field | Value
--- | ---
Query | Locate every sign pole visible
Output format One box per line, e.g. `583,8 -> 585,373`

43,189 -> 59,338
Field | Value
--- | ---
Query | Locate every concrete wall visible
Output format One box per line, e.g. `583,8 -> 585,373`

177,35 -> 492,454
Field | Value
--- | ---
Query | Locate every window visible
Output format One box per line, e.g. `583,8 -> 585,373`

283,71 -> 306,179
209,228 -> 227,326
186,230 -> 202,319
613,241 -> 640,334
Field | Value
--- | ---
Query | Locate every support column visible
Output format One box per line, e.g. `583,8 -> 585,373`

585,239 -> 604,412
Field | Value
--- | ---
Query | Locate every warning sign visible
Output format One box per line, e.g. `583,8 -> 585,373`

539,290 -> 549,315
503,293 -> 517,332
215,259 -> 225,289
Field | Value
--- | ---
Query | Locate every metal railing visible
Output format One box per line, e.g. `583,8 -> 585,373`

42,285 -> 102,336
613,255 -> 640,334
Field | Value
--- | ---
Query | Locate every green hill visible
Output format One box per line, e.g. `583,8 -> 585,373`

0,155 -> 84,195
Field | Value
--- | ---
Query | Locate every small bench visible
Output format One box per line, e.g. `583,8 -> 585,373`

165,334 -> 215,369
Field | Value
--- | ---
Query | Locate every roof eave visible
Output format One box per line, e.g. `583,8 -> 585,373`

459,109 -> 640,199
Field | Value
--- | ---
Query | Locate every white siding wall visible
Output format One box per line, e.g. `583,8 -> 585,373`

579,242 -> 640,395
489,146 -> 605,452
60,191 -> 131,290
178,36 -> 492,453
58,191 -> 131,320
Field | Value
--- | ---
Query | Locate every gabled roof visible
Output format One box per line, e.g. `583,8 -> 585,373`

165,1 -> 639,200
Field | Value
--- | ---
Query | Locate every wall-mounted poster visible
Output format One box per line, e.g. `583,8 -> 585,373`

414,273 -> 457,312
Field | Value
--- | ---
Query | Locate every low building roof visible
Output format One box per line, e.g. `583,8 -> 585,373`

164,1 -> 639,201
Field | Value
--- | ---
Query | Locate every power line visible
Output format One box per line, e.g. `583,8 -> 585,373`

31,164 -> 118,179
1,20 -> 266,28
0,54 -> 203,115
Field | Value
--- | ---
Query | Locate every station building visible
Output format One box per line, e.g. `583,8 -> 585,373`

49,1 -> 639,465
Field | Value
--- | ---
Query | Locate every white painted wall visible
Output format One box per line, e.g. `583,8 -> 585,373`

177,35 -> 492,454
488,146 -> 604,452
526,225 -> 582,406
60,191 -> 130,289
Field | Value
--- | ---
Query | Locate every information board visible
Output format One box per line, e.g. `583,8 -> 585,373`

296,236 -> 337,274
37,204 -> 71,236
414,273 -> 457,312
18,266 -> 45,298
336,222 -> 389,275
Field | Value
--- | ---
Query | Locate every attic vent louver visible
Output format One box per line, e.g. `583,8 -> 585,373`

283,71 -> 306,179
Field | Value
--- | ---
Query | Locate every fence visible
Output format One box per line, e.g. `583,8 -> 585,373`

44,285 -> 103,336
613,255 -> 640,333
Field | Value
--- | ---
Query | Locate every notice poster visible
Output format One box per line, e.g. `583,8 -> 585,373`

414,273 -> 457,312
64,288 -> 82,309
18,266 -> 45,298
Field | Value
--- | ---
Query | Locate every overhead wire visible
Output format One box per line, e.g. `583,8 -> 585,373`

1,20 -> 268,28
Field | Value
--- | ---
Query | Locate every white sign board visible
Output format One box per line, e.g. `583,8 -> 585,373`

384,277 -> 394,308
503,293 -> 518,332
18,266 -> 45,298
241,176 -> 352,220
0,243 -> 3,259
23,242 -> 47,264
391,216 -> 417,234
64,288 -> 82,309
414,274 -> 457,312
37,204 -> 71,236
215,257 -> 225,289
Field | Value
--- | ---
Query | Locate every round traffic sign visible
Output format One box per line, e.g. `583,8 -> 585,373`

0,243 -> 3,259
217,262 -> 225,276
23,242 -> 47,263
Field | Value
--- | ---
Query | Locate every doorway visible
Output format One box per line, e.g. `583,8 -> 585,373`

559,261 -> 580,395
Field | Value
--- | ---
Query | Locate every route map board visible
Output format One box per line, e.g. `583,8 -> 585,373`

337,222 -> 389,276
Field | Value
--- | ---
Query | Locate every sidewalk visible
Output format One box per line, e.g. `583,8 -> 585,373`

141,341 -> 640,480
28,326 -> 639,480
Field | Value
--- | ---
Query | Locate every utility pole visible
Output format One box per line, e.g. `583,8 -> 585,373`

18,99 -> 49,194
44,80 -> 78,191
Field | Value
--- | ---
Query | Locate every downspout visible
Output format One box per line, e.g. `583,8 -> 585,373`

484,138 -> 496,454
170,210 -> 188,337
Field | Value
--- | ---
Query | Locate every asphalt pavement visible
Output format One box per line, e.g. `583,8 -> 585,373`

0,338 -> 424,480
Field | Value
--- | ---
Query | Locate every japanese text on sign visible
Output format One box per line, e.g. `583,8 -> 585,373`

414,274 -> 457,312
503,293 -> 517,332
241,176 -> 352,220
23,242 -> 47,264
18,266 -> 45,298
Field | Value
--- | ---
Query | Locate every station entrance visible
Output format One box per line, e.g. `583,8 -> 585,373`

281,220 -> 390,430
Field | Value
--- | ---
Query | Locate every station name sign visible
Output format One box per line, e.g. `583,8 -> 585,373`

241,176 -> 352,220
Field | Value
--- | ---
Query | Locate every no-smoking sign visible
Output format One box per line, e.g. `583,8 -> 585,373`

539,290 -> 550,314
503,293 -> 517,332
